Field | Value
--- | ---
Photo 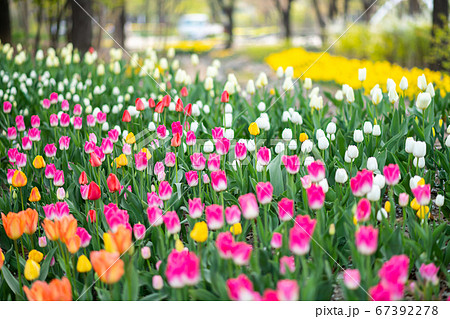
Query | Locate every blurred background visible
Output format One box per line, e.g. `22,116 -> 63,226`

0,0 -> 448,72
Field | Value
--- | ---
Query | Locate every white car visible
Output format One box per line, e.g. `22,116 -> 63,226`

177,14 -> 223,39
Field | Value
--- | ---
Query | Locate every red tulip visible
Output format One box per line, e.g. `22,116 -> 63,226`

107,173 -> 120,193
135,98 -> 145,111
163,95 -> 171,107
79,171 -> 88,185
180,87 -> 188,97
184,103 -> 192,116
221,90 -> 229,103
122,110 -> 131,122
155,101 -> 164,114
148,98 -> 155,108
175,99 -> 183,112
171,133 -> 181,147
88,181 -> 101,201
87,209 -> 96,223
89,152 -> 102,167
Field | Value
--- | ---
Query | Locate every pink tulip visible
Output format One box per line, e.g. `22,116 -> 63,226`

15,152 -> 27,168
355,225 -> 378,255
398,193 -> 409,207
49,114 -> 59,128
419,263 -> 439,285
211,170 -> 227,192
8,148 -> 18,163
45,163 -> 56,179
163,211 -> 181,234
378,255 -> 410,286
152,275 -> 163,289
3,101 -> 12,113
84,140 -> 96,154
80,185 -> 89,200
369,283 -> 393,301
7,169 -> 15,184
205,204 -> 224,230
42,98 -> 51,109
16,115 -> 25,131
383,164 -> 400,186
135,151 -> 148,171
188,198 -> 204,218
257,146 -> 271,166
73,117 -> 83,130
147,192 -> 163,208
307,160 -> 326,182
38,236 -> 47,248
216,232 -> 235,259
185,171 -> 199,187
73,104 -> 82,115
202,173 -> 210,184
190,153 -> 206,171
108,129 -> 119,143
60,113 -> 70,127
59,136 -> 71,151
411,184 -> 431,206
186,131 -> 196,146
238,193 -> 259,219
96,112 -> 106,124
225,205 -> 241,225
216,138 -> 230,155
53,170 -> 64,186
104,203 -> 130,232
159,181 -> 173,201
171,121 -> 183,136
282,155 -> 300,175
133,223 -> 146,240
280,256 -> 295,275
44,143 -> 57,157
277,280 -> 299,301
289,215 -> 316,255
211,127 -> 223,142
166,249 -> 200,288
256,182 -> 273,204
86,114 -> 96,127
147,206 -> 163,226
306,184 -> 325,210
30,115 -> 40,128
165,152 -> 176,167
231,242 -> 252,266
76,228 -> 92,248
300,175 -> 312,189
271,232 -> 282,249
55,202 -> 70,219
234,142 -> 247,161
227,274 -> 256,301
50,92 -> 58,104
7,127 -> 17,140
278,199 -> 295,224
94,147 -> 105,162
157,125 -> 167,139
101,138 -> 113,155
208,153 -> 221,172
28,128 -> 41,141
43,204 -> 57,220
350,169 -> 373,197
355,198 -> 371,222
141,247 -> 151,259
343,269 -> 361,290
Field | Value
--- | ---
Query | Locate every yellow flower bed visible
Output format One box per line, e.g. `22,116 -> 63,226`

165,39 -> 219,53
265,47 -> 450,98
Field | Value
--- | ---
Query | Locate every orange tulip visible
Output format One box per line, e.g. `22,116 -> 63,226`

12,170 -> 27,188
42,219 -> 59,241
28,187 -> 41,202
105,225 -> 133,255
23,208 -> 38,235
1,212 -> 25,240
66,235 -> 81,254
57,215 -> 78,244
24,277 -> 72,301
90,250 -> 124,284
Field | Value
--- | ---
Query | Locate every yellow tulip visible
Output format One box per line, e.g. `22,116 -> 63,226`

230,223 -> 242,236
116,154 -> 128,167
353,215 -> 358,225
439,119 -> 443,127
77,255 -> 92,273
32,156 -> 46,169
329,223 -> 336,235
141,148 -> 152,160
12,170 -> 27,188
299,132 -> 309,142
416,206 -> 430,220
125,132 -> 136,144
103,233 -> 114,253
28,250 -> 44,263
418,178 -> 426,186
24,259 -> 40,281
175,239 -> 184,252
190,221 -> 208,243
248,122 -> 260,136
269,88 -> 275,95
410,198 -> 420,211
28,187 -> 41,202
384,201 -> 391,213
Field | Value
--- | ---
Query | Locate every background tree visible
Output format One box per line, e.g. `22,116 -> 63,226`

71,0 -> 92,53
273,0 -> 295,42
0,0 -> 11,44
215,0 -> 235,49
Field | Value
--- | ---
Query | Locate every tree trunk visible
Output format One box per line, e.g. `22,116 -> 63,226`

430,0 -> 448,70
224,6 -> 234,49
343,0 -> 349,23
23,0 -> 29,48
34,0 -> 44,53
282,9 -> 291,40
328,0 -> 337,20
114,1 -> 126,48
408,0 -> 420,15
0,0 -> 11,44
432,0 -> 448,32
361,0 -> 373,22
71,0 -> 93,54
312,0 -> 326,29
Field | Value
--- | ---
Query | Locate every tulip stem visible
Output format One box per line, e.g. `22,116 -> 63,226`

389,188 -> 395,227
13,240 -> 23,296
95,201 -> 100,249
20,188 -> 24,211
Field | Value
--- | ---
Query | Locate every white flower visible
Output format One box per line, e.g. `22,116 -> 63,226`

304,78 -> 312,90
358,68 -> 366,82
335,168 -> 348,184
291,112 -> 302,125
97,64 -> 105,76
148,122 -> 156,131
373,174 -> 385,189
435,194 -> 444,207
102,123 -> 109,131
326,122 -> 336,134
399,76 -> 408,91
416,92 -> 431,110
318,136 -> 329,150
282,111 -> 290,122
288,140 -> 297,150
225,129 -> 234,139
203,104 -> 210,114
371,87 -> 383,105
192,104 -> 200,117
386,78 -> 396,92
377,208 -> 388,222
309,87 -> 319,98
301,140 -> 313,153
224,114 -> 233,128
335,90 -> 344,101
282,77 -> 293,91
347,145 -> 359,159
413,157 -> 425,168
319,179 -> 329,193
246,79 -> 255,95
257,102 -> 266,112
256,72 -> 268,88
204,77 -> 214,91
204,141 -> 214,153
346,87 -> 355,103
405,137 -> 415,153
367,185 -> 381,201
417,74 -> 427,91
353,130 -> 364,143
372,125 -> 381,136
409,175 -> 422,189
367,157 -> 378,171
247,139 -> 256,152
276,66 -> 284,78
191,121 -> 199,132
315,129 -> 325,140
304,156 -> 314,167
285,66 -> 294,79
426,83 -> 435,97
445,135 -> 450,147
363,121 -> 373,134
309,95 -> 323,110
344,151 -> 352,163
412,141 -> 426,158
191,54 -> 199,66
282,128 -> 293,141
388,87 -> 399,104
275,142 -> 285,154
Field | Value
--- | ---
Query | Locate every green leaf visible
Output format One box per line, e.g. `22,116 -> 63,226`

1,266 -> 21,295
267,154 -> 284,196
39,247 -> 57,281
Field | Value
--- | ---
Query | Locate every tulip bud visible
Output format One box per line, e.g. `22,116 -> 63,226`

416,92 -> 431,110
24,259 -> 40,281
367,157 -> 378,171
405,137 -> 415,153
335,168 -> 348,184
417,74 -> 427,91
153,275 -> 164,290
353,130 -> 363,143
435,194 -> 444,207
372,125 -> 381,136
39,236 -> 48,248
399,193 -> 409,207
347,145 -> 359,159
412,141 -> 426,158
399,76 -> 408,91
141,246 -> 151,259
358,68 -> 366,82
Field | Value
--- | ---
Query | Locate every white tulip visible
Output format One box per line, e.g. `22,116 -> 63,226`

304,156 -> 314,167
435,194 -> 444,207
282,128 -> 293,141
416,92 -> 431,110
373,174 -> 385,189
301,140 -> 313,153
358,68 -> 366,82
399,76 -> 408,91
405,137 -> 415,153
276,66 -> 284,78
372,125 -> 381,136
386,78 -> 396,92
247,139 -> 256,152
285,66 -> 294,79
282,77 -> 294,91
409,175 -> 422,189
388,87 -> 399,104
413,157 -> 425,168
377,208 -> 388,221
304,78 -> 312,90
203,104 -> 210,114
224,114 -> 233,128
426,83 -> 435,97
335,168 -> 348,184
246,80 -> 255,95
191,54 -> 199,66
318,136 -> 329,150
367,157 -> 378,171
367,185 -> 381,201
412,141 -> 426,158
275,142 -> 285,154
309,87 -> 319,98
291,112 -> 302,125
371,87 -> 383,105
353,130 -> 364,143
288,140 -> 297,150
363,121 -> 373,134
204,77 -> 214,91
257,102 -> 266,112
191,121 -> 199,132
346,87 -> 355,103
148,122 -> 156,131
310,95 -> 323,110
417,74 -> 427,91
225,129 -> 234,139
445,135 -> 450,147
319,179 -> 329,193
204,141 -> 214,153
282,111 -> 290,122
326,122 -> 336,134
335,90 -> 344,101
347,145 -> 359,159
344,151 -> 352,163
